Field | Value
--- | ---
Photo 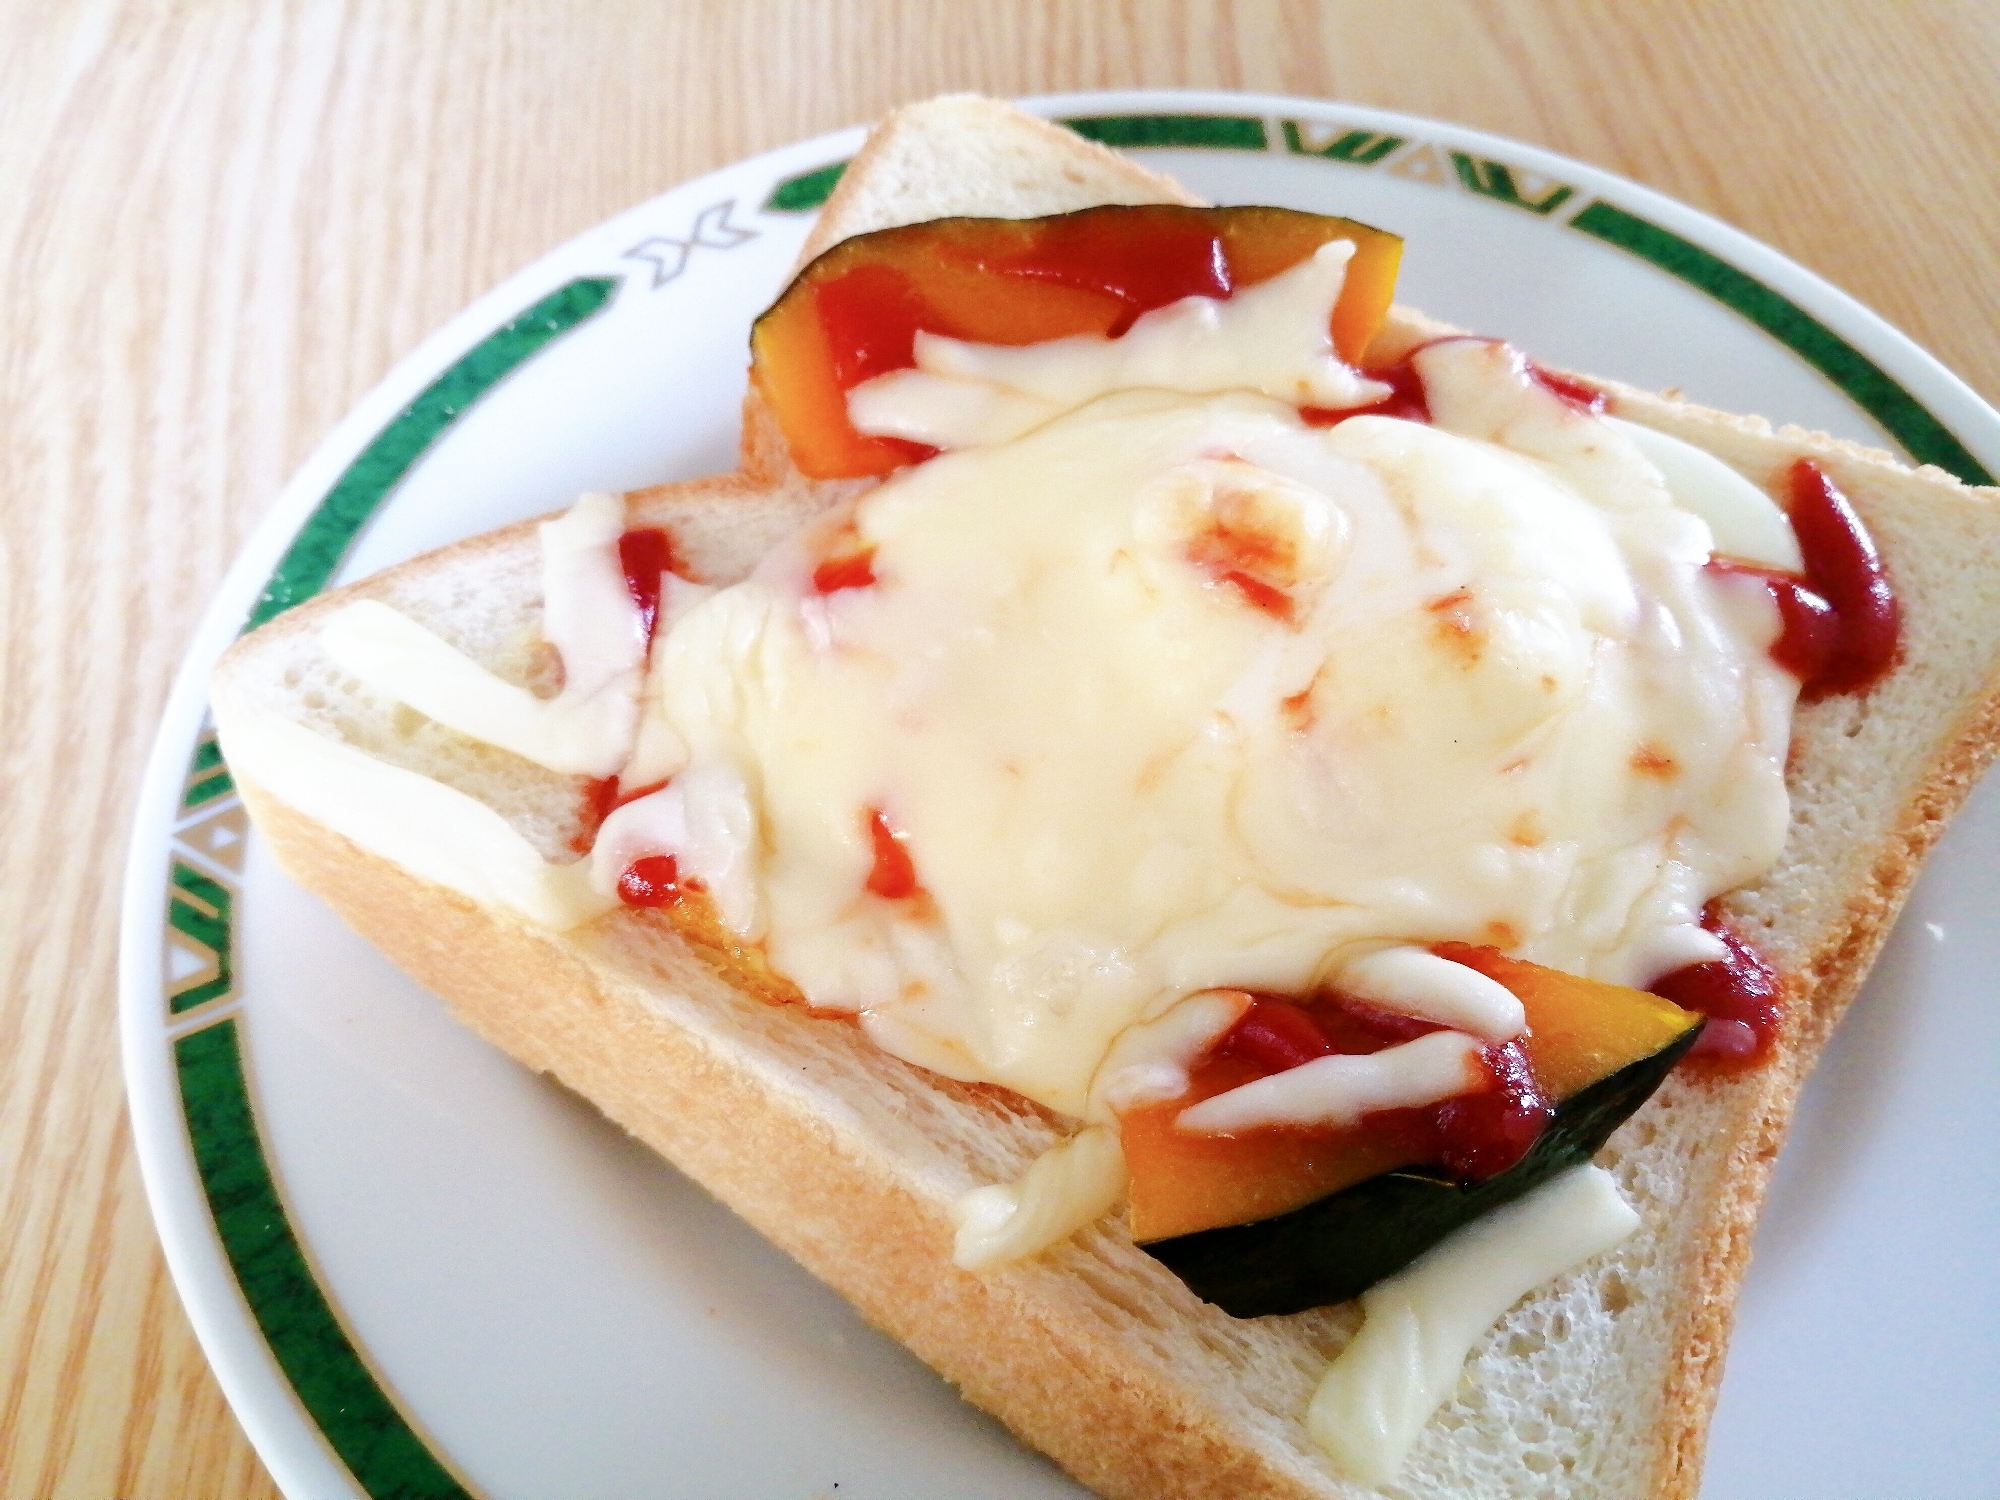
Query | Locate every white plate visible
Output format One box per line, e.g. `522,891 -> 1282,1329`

122,90 -> 2000,1499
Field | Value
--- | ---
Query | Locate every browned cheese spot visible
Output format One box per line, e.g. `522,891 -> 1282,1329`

1630,743 -> 1680,778
1425,587 -> 1484,666
523,636 -> 566,695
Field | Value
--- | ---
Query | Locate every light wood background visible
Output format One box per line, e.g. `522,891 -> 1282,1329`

1,2 -> 1993,1495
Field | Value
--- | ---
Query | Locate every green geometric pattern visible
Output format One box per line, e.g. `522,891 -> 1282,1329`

182,734 -> 236,811
246,276 -> 620,629
764,160 -> 848,214
168,861 -> 234,1014
1449,151 -> 1576,215
177,1018 -> 476,1500
1282,121 -> 1403,165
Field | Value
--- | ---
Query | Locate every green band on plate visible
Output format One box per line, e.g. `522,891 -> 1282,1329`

177,1017 -> 476,1500
1062,113 -> 1268,151
245,276 -> 620,630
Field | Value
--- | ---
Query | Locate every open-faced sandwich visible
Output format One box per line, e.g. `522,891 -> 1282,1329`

211,96 -> 2000,1498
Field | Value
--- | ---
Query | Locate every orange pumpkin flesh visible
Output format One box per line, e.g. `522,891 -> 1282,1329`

1123,951 -> 1698,1243
749,205 -> 1404,480
1121,1057 -> 1414,1244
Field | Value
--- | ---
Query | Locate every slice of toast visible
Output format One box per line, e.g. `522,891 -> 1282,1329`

212,96 -> 2000,1499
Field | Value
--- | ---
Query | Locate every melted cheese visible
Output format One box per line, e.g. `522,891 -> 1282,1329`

637,349 -> 1795,1119
1085,987 -> 1253,1122
1332,945 -> 1526,1042
216,707 -> 612,928
1609,417 -> 1803,572
620,573 -> 717,790
949,1124 -> 1126,1270
319,492 -> 646,777
1176,1029 -> 1487,1133
1306,1164 -> 1639,1483
588,769 -> 762,933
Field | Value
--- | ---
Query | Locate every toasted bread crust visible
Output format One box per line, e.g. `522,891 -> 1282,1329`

212,97 -> 2000,1499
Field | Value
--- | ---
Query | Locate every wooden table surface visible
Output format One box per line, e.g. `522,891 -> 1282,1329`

2,2 -> 1994,1494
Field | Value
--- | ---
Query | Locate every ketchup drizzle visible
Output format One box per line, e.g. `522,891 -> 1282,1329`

570,775 -> 624,855
578,519 -> 677,855
1208,994 -> 1552,1182
1785,459 -> 1900,697
864,807 -> 921,899
618,528 -> 678,647
1303,338 -> 1603,429
1705,460 -> 1899,700
813,546 -> 878,594
571,775 -> 668,856
1435,1040 -> 1552,1179
1217,998 -> 1340,1073
814,263 -> 935,389
1647,902 -> 1782,1067
1525,361 -> 1606,414
618,853 -> 687,909
808,264 -> 940,468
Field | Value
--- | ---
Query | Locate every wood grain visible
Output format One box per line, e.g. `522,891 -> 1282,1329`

1,1 -> 1992,1494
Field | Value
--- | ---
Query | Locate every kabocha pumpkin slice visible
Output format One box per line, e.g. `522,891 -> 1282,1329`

1141,1020 -> 1701,1318
1124,954 -> 1700,1248
750,204 -> 1404,479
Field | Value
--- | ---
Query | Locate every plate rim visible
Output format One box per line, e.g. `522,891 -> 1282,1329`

118,86 -> 2000,1499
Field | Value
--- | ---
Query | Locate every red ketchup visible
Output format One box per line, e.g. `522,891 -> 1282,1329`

813,546 -> 878,594
1182,510 -> 1300,622
807,266 -> 939,469
571,533 -> 682,854
1213,994 -> 1553,1182
573,774 -> 668,859
1648,903 -> 1782,1067
570,775 -> 624,855
864,807 -> 921,899
618,854 -> 688,909
618,527 -> 678,647
966,212 -> 1232,336
1660,467 -> 1896,1063
1525,361 -> 1606,414
1707,460 -> 1899,699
